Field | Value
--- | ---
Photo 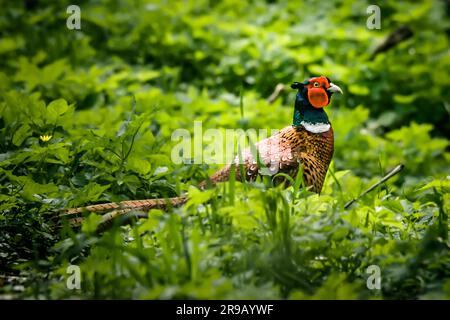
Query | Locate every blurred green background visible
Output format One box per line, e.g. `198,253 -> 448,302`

0,0 -> 448,299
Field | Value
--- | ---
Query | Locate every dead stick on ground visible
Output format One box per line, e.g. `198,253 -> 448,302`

266,83 -> 285,104
344,164 -> 405,209
370,26 -> 413,60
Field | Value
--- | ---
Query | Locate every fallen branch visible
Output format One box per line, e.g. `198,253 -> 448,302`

344,164 -> 404,209
370,26 -> 413,60
266,83 -> 285,104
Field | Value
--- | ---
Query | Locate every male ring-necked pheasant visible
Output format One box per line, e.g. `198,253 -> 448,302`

59,76 -> 342,231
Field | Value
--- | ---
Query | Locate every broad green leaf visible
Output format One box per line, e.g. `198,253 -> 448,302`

12,124 -> 31,146
47,99 -> 70,123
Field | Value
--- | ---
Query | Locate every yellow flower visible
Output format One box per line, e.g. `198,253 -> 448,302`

40,135 -> 52,142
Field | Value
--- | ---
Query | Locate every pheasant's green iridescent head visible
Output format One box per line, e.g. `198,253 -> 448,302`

291,76 -> 343,133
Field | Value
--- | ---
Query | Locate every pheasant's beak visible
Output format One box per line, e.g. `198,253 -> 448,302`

327,83 -> 343,94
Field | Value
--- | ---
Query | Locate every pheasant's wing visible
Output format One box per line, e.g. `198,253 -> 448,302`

202,126 -> 300,187
204,125 -> 334,193
236,126 -> 303,182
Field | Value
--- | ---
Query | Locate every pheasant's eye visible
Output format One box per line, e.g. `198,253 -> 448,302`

313,82 -> 320,88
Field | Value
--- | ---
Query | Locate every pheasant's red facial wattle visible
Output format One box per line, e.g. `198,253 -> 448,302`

305,76 -> 332,108
307,87 -> 329,108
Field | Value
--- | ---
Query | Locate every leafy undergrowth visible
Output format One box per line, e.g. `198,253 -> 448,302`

0,0 -> 449,299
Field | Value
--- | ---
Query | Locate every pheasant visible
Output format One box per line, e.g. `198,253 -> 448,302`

58,76 -> 342,231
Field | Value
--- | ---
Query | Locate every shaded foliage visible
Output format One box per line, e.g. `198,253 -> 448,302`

0,0 -> 449,299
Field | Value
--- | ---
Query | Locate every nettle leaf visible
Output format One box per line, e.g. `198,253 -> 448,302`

54,146 -> 70,164
0,201 -> 18,212
13,56 -> 41,90
41,59 -> 67,83
393,94 -> 417,104
126,157 -> 151,176
2,91 -> 46,127
330,226 -> 350,240
417,178 -> 450,193
382,199 -> 405,214
333,170 -> 351,180
0,36 -> 24,54
135,70 -> 160,82
47,99 -> 70,123
12,124 -> 31,146
77,182 -> 111,203
186,186 -> 215,208
148,154 -> 171,166
81,213 -> 103,234
122,174 -> 141,194
116,113 -> 148,139
137,209 -> 165,233
222,203 -> 259,230
10,176 -> 59,201
45,146 -> 71,165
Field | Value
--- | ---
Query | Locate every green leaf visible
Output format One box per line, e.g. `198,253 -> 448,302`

78,182 -> 111,203
81,213 -> 103,234
187,186 -> 215,208
393,94 -> 416,104
12,124 -> 31,146
417,178 -> 450,193
348,84 -> 369,96
126,157 -> 151,175
47,99 -> 70,123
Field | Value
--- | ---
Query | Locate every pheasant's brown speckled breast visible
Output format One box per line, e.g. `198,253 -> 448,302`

207,125 -> 334,193
291,125 -> 334,193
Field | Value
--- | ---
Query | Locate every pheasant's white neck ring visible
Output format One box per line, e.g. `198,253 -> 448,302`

300,121 -> 331,133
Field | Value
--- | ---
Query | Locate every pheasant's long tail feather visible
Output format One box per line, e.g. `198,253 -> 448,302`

60,198 -> 186,217
58,196 -> 188,232
57,171 -> 226,231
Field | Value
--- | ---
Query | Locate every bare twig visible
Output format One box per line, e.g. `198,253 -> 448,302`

370,26 -> 413,60
344,164 -> 404,209
266,83 -> 285,104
